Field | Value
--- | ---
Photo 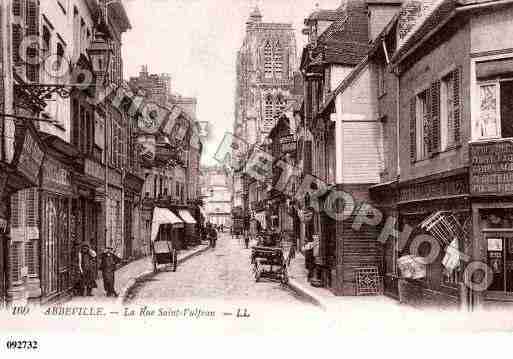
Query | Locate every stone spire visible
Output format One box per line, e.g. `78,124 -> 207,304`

248,5 -> 262,23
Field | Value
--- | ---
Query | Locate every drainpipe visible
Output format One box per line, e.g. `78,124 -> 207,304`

334,94 -> 344,295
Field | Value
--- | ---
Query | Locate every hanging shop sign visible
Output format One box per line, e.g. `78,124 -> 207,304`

14,126 -> 44,185
280,134 -> 297,154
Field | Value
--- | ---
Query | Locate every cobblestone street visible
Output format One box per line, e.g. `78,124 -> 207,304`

127,233 -> 313,307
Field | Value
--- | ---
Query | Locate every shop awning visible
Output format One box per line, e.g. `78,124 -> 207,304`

179,210 -> 197,224
151,207 -> 184,242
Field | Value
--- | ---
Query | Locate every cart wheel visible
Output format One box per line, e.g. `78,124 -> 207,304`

172,250 -> 178,272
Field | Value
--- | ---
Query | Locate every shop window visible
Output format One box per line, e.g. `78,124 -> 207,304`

486,237 -> 513,292
475,80 -> 513,140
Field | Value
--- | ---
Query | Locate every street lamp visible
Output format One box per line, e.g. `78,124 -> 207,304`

86,31 -> 112,87
87,29 -> 113,251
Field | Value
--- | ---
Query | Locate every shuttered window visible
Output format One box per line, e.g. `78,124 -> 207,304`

413,89 -> 430,161
13,0 -> 22,16
25,0 -> 39,83
411,69 -> 462,162
12,24 -> 23,66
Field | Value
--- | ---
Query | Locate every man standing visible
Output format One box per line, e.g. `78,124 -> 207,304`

100,247 -> 122,297
78,242 -> 97,296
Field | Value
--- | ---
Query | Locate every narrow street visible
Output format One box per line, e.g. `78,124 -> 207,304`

127,233 -> 312,306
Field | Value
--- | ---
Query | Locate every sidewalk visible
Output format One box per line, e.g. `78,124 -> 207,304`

69,244 -> 209,305
286,251 -> 401,312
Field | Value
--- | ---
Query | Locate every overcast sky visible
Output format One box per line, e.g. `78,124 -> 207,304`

122,0 -> 343,166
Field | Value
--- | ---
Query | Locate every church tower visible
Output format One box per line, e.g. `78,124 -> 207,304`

234,6 -> 297,145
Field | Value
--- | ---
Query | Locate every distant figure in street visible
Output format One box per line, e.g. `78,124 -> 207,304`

244,229 -> 250,249
100,247 -> 122,297
220,224 -> 224,233
209,224 -> 218,248
78,242 -> 97,296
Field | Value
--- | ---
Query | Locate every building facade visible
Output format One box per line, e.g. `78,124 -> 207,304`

232,6 -> 297,232
200,166 -> 232,228
0,0 -> 146,305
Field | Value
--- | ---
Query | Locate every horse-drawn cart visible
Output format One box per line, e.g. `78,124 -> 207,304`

150,207 -> 184,273
250,232 -> 289,284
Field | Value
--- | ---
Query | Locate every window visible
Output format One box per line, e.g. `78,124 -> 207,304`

441,72 -> 457,150
487,237 -> 513,292
264,41 -> 273,79
475,80 -> 513,140
273,41 -> 283,79
415,90 -> 430,161
275,95 -> 286,118
410,69 -> 461,162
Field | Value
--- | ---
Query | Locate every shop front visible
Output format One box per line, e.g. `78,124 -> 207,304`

40,154 -> 74,303
5,122 -> 45,303
177,209 -> 198,247
124,171 -> 144,258
394,172 -> 471,308
470,139 -> 513,308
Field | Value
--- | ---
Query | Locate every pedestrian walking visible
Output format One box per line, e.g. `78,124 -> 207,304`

100,247 -> 122,297
209,224 -> 218,248
244,229 -> 250,249
78,242 -> 97,296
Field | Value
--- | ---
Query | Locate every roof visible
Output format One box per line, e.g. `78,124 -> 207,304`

306,9 -> 342,22
310,0 -> 369,66
392,0 -> 513,66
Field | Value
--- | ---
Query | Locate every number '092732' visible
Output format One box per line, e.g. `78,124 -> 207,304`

5,340 -> 39,350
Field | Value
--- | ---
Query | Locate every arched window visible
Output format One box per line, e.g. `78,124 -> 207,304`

275,95 -> 286,118
264,41 -> 273,79
273,41 -> 283,79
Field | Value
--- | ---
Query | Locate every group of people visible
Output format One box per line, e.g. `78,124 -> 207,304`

76,242 -> 122,298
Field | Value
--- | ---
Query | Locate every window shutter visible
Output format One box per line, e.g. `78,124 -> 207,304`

410,97 -> 416,162
13,0 -> 22,16
424,87 -> 432,156
431,80 -> 441,155
453,67 -> 461,144
72,99 -> 80,147
12,25 -> 23,66
25,0 -> 39,83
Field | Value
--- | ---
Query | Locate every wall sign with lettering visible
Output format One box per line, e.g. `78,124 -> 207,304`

470,140 -> 513,195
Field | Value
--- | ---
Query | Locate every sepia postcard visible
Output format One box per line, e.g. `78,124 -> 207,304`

1,0 -> 513,356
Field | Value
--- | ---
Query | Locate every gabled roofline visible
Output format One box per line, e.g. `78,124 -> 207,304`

391,0 -> 513,67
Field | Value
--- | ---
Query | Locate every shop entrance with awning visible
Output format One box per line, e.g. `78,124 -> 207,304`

151,207 -> 185,250
178,209 -> 199,246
